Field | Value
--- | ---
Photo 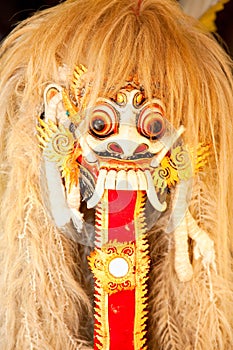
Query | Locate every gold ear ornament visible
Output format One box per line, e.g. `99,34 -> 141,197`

61,64 -> 88,125
37,117 -> 81,192
153,143 -> 211,194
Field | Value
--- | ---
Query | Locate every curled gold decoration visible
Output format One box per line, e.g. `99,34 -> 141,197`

51,128 -> 73,157
108,282 -> 118,292
106,246 -> 117,254
88,241 -> 136,295
170,146 -> 192,180
122,280 -> 131,289
37,118 -> 74,162
153,157 -> 179,194
153,145 -> 192,194
171,146 -> 190,169
157,166 -> 171,180
37,118 -> 81,192
122,245 -> 134,256
153,143 -> 210,193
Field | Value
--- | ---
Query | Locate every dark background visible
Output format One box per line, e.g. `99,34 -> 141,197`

0,0 -> 233,57
0,0 -> 59,40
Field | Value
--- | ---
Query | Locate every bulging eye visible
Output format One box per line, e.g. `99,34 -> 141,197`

89,104 -> 118,138
137,104 -> 165,140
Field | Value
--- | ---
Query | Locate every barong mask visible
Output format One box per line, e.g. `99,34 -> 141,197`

38,66 -> 188,236
37,65 -> 216,348
38,64 -> 215,282
1,0 -> 233,349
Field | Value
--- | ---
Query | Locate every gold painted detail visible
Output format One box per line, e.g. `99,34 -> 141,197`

190,143 -> 210,173
94,191 -> 109,247
61,64 -> 88,125
37,118 -> 81,192
88,241 -> 136,294
92,193 -> 110,350
61,89 -> 79,123
153,144 -> 210,194
115,92 -> 127,106
71,64 -> 87,104
153,145 -> 192,194
200,0 -> 230,32
94,280 -> 110,350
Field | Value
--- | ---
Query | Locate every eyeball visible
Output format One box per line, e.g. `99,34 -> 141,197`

137,104 -> 165,140
89,104 -> 118,138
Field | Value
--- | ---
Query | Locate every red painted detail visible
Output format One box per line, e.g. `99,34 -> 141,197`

77,155 -> 99,180
108,190 -> 137,242
134,143 -> 148,154
108,142 -> 124,155
108,190 -> 136,349
109,290 -> 135,350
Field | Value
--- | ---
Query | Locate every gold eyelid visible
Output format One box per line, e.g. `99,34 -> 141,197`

116,92 -> 126,105
133,91 -> 145,108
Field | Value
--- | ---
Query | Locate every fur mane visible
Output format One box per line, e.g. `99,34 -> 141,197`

0,0 -> 233,348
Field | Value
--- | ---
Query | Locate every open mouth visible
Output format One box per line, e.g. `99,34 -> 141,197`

79,163 -> 167,212
90,149 -> 155,161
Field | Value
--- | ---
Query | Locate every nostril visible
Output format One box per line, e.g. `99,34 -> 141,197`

108,142 -> 124,154
134,143 -> 149,154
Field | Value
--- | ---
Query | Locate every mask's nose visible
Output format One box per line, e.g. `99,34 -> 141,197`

133,143 -> 149,154
107,142 -> 124,155
107,141 -> 149,157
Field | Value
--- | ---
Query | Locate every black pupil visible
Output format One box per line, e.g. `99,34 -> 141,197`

149,119 -> 163,135
92,118 -> 105,132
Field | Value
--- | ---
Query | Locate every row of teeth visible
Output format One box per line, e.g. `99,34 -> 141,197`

87,168 -> 167,212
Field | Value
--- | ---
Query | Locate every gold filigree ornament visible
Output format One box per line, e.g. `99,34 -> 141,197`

88,241 -> 136,294
153,143 -> 210,194
190,143 -> 211,173
61,64 -> 89,125
37,118 -> 81,192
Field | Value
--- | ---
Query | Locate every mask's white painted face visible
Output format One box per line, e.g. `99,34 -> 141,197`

83,89 -> 166,161
76,88 -> 182,212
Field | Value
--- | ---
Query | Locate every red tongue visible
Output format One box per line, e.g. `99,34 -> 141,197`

108,190 -> 137,241
94,190 -> 137,350
108,289 -> 135,350
108,190 -> 137,350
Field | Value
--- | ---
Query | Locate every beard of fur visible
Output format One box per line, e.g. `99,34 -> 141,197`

0,0 -> 233,349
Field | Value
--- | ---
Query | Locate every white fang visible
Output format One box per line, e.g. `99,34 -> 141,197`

105,169 -> 117,189
145,170 -> 167,212
116,170 -> 128,190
